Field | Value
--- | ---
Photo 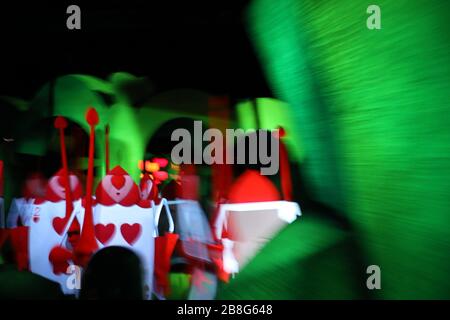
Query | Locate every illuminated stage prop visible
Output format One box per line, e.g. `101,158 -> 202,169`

29,199 -> 83,294
89,165 -> 170,299
2,105 -> 301,300
212,129 -> 300,277
214,200 -> 301,274
28,116 -> 85,294
26,109 -> 176,299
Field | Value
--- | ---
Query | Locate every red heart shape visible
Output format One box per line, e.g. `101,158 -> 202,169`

52,217 -> 67,235
111,175 -> 126,189
120,223 -> 141,245
95,223 -> 116,244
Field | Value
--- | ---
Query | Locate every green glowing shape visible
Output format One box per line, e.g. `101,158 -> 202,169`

236,100 -> 258,130
217,215 -> 363,299
108,102 -> 143,180
246,0 -> 450,299
237,98 -> 304,161
13,77 -> 222,186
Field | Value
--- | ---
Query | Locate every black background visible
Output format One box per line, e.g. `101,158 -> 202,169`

0,0 -> 272,100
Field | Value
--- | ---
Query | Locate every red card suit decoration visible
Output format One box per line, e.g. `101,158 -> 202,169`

52,216 -> 68,235
41,169 -> 83,236
96,166 -> 140,207
120,223 -> 142,245
94,223 -> 115,245
73,107 -> 100,267
41,169 -> 83,203
94,164 -> 156,298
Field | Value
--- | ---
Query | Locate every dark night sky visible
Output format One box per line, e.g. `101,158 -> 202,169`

0,1 -> 272,100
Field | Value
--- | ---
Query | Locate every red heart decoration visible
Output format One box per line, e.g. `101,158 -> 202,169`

95,223 -> 116,244
52,217 -> 67,235
120,223 -> 141,245
111,175 -> 126,189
